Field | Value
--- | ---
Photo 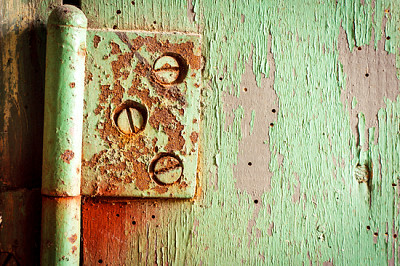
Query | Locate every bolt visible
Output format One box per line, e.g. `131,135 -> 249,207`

116,107 -> 144,134
152,155 -> 182,185
153,55 -> 180,84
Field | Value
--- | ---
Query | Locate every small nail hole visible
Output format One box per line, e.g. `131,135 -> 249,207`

151,215 -> 155,219
153,21 -> 157,24
365,73 -> 369,77
113,25 -> 117,29
272,109 -> 276,113
131,1 -> 135,4
392,183 -> 396,187
254,199 -> 258,204
248,162 -> 252,166
394,234 -> 398,239
98,259 -> 103,264
386,36 -> 391,40
243,88 -> 248,92
366,226 -> 371,230
357,47 -> 362,50
374,232 -> 378,236
116,214 -> 120,217
132,221 -> 136,225
270,123 -> 274,127
116,10 -> 121,14
219,77 -> 223,81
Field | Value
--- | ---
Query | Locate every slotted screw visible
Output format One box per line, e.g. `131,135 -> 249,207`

152,155 -> 183,185
153,55 -> 180,84
116,107 -> 144,134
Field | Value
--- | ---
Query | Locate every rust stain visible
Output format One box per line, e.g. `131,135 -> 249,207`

153,186 -> 168,194
149,108 -> 185,151
132,161 -> 151,190
139,36 -> 201,70
190,132 -> 199,144
71,246 -> 77,254
60,150 -> 74,164
111,52 -> 134,80
82,198 -> 163,264
110,41 -> 122,54
83,32 -> 200,196
69,82 -> 75,88
93,35 -> 101,48
68,234 -> 78,244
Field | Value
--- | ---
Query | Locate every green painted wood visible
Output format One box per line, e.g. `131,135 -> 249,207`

0,0 -> 399,264
80,0 -> 400,264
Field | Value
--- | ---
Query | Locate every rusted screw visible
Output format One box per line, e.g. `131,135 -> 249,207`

152,155 -> 183,185
153,55 -> 180,85
116,107 -> 144,134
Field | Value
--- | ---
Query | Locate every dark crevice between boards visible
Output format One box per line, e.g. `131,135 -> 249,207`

63,0 -> 81,8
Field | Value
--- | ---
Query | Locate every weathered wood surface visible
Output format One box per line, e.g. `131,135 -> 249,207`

0,0 -> 60,264
80,0 -> 400,264
1,0 -> 400,265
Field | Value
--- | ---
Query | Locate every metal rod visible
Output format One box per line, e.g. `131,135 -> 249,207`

41,4 -> 87,265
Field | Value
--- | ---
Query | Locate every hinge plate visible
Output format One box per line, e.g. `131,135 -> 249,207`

81,29 -> 201,198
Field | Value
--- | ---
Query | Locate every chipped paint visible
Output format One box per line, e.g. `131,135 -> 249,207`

1,0 -> 400,264
82,29 -> 202,198
78,0 -> 400,264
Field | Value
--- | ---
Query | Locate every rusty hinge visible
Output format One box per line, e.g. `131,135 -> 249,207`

81,29 -> 202,198
41,4 -> 202,264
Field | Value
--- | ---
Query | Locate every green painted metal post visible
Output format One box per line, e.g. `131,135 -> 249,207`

41,5 -> 87,265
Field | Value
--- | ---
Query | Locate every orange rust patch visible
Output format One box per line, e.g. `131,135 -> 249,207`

133,161 -> 151,191
149,108 -> 185,152
68,234 -> 77,244
121,136 -> 150,159
82,198 -> 163,264
190,132 -> 199,144
153,186 -> 168,194
139,36 -> 201,70
154,84 -> 185,104
179,181 -> 188,189
110,80 -> 125,105
71,246 -> 77,254
60,150 -> 74,164
110,41 -> 122,54
69,82 -> 75,88
111,52 -> 134,80
93,35 -> 101,48
85,72 -> 93,84
130,87 -> 160,109
127,78 -> 141,96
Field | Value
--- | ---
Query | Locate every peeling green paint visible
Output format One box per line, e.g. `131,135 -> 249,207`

79,0 -> 400,264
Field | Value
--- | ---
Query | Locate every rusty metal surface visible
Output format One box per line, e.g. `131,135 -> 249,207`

41,196 -> 81,265
82,29 -> 201,198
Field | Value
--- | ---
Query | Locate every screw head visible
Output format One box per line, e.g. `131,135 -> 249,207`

153,55 -> 180,85
152,155 -> 182,185
116,107 -> 144,134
